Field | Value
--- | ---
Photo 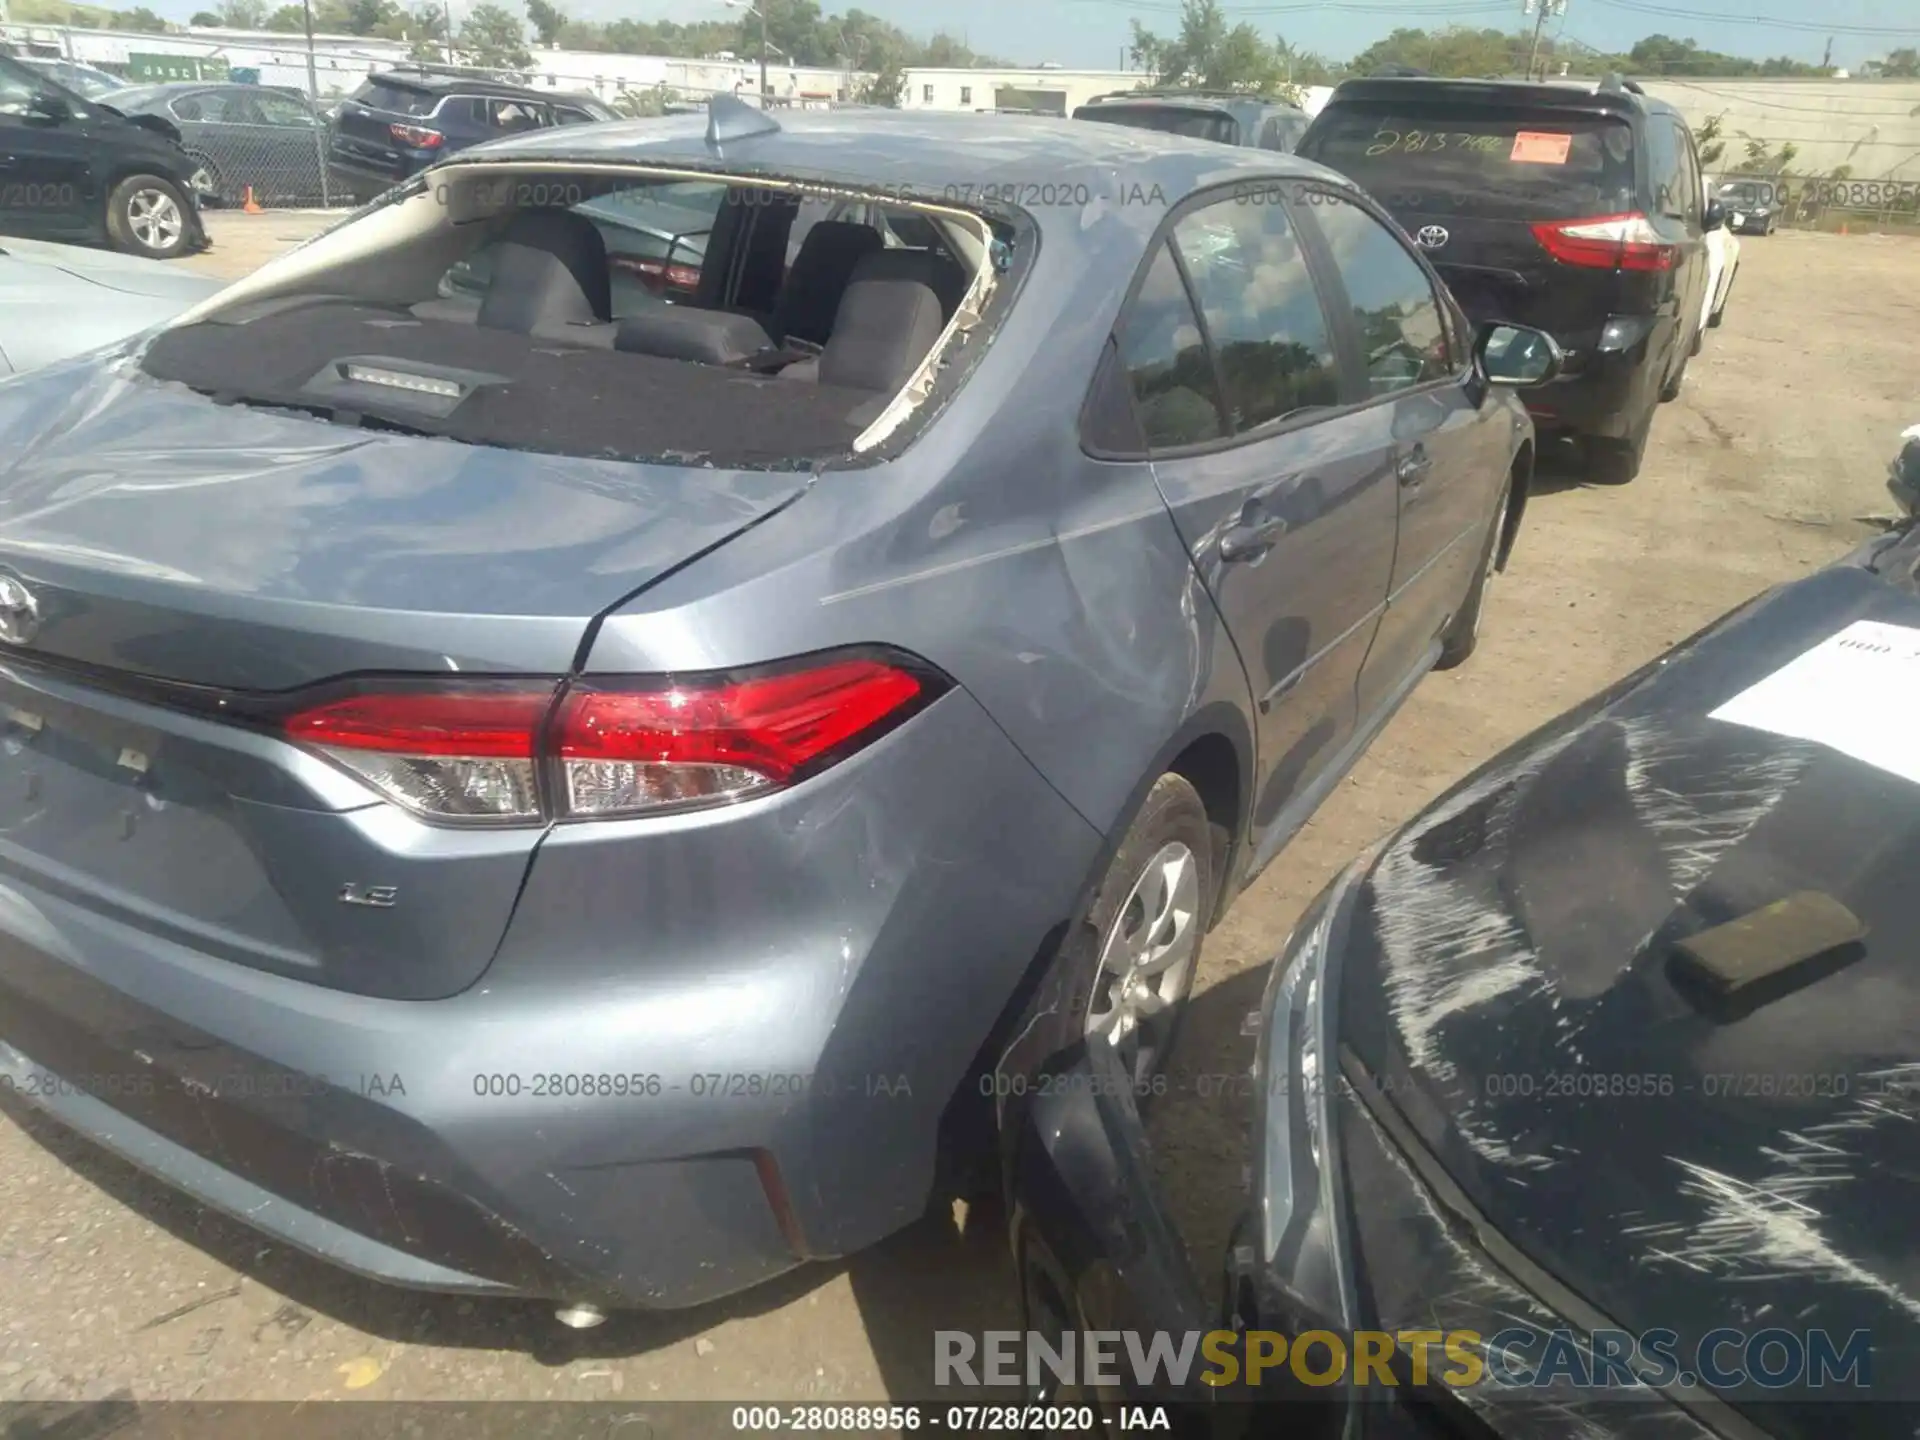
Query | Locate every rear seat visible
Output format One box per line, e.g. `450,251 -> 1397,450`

467,209 -> 621,349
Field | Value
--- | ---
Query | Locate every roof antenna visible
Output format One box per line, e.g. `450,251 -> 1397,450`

706,93 -> 782,151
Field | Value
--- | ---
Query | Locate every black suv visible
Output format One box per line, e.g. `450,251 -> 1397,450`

1071,89 -> 1308,152
326,70 -> 617,201
1299,75 -> 1723,482
0,52 -> 207,260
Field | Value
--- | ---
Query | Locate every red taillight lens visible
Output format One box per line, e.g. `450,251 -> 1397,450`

281,682 -> 555,823
1530,212 -> 1675,272
552,658 -> 927,819
617,256 -> 703,293
389,122 -> 443,149
270,655 -> 938,826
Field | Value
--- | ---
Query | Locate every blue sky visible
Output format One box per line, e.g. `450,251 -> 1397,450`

146,0 -> 1920,72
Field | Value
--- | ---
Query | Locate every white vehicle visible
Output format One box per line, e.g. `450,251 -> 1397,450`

1698,197 -> 1740,341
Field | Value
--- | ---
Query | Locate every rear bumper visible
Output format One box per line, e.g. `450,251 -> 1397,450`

0,688 -> 1101,1308
1517,314 -> 1671,439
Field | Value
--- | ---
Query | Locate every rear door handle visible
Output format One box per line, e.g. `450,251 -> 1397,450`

1219,511 -> 1288,563
1396,446 -> 1433,487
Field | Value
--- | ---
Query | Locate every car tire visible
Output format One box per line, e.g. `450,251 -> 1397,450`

106,174 -> 193,260
1436,472 -> 1513,670
1588,403 -> 1655,485
1079,773 -> 1217,1088
1659,346 -> 1690,403
184,152 -> 226,208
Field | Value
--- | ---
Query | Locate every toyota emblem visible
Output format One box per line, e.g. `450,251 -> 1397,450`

0,574 -> 41,646
1415,225 -> 1450,250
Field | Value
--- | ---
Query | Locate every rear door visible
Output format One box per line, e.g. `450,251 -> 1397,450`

1299,97 -> 1640,358
1117,189 -> 1398,858
1297,187 -> 1509,715
1655,112 -> 1710,359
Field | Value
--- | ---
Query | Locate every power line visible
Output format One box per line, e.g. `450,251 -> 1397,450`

1590,0 -> 1920,38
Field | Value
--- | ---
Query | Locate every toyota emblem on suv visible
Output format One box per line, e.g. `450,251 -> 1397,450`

0,574 -> 41,646
1415,225 -> 1450,250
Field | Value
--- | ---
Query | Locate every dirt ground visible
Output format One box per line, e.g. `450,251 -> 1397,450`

1,225 -> 1914,1405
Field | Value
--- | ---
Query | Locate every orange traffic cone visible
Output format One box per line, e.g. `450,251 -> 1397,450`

242,185 -> 263,215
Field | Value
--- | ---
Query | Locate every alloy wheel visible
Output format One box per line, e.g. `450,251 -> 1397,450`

1085,841 -> 1201,1066
128,189 -> 183,251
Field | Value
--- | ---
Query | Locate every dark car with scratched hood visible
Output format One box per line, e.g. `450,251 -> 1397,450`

1004,510 -> 1920,1437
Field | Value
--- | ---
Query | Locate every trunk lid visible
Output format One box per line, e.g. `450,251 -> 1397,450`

0,360 -> 807,999
1301,97 -> 1647,362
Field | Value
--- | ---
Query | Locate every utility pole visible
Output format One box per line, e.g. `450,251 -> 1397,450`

302,0 -> 319,98
1522,0 -> 1566,81
758,0 -> 769,97
444,0 -> 456,65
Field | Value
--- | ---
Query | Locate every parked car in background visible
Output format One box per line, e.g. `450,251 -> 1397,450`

1072,88 -> 1309,151
0,53 -> 207,259
326,69 -> 617,201
15,55 -> 125,100
1889,420 -> 1920,517
99,81 -> 332,207
1718,177 -> 1779,235
0,103 -> 1560,1317
1299,74 -> 1724,483
0,235 -> 221,376
1008,513 -> 1920,1433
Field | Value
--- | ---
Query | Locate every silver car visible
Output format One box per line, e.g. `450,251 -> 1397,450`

0,103 -> 1558,1317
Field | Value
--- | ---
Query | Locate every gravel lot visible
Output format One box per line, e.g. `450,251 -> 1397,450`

2,224 -> 1914,1405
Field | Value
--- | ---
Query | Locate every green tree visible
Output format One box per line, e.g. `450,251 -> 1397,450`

525,0 -> 565,47
1128,0 -> 1287,90
110,6 -> 170,28
856,61 -> 904,105
190,10 -> 220,22
215,0 -> 267,23
461,0 -> 532,71
1882,47 -> 1920,78
1693,112 -> 1726,169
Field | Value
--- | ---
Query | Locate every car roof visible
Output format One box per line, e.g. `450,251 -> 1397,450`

1078,90 -> 1301,116
1322,74 -> 1678,120
365,69 -> 556,100
463,107 -> 1336,219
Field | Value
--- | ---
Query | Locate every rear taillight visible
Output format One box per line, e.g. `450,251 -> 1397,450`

617,255 -> 703,292
1530,212 -> 1675,272
389,122 -> 443,149
274,652 -> 940,826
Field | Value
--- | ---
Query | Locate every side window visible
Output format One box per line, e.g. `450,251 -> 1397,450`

1309,193 -> 1452,396
254,92 -> 316,127
486,99 -> 548,132
1171,198 -> 1341,432
1257,116 -> 1286,151
552,104 -> 594,125
1115,242 -> 1225,449
1672,121 -> 1703,223
1647,120 -> 1683,218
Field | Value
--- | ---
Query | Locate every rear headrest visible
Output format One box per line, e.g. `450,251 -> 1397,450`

478,209 -> 611,334
771,221 -> 884,346
817,250 -> 950,396
615,307 -> 774,365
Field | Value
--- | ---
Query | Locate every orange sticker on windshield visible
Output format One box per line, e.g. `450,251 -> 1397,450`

1510,131 -> 1573,164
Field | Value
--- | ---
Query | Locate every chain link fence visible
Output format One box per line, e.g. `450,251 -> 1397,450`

1710,172 -> 1920,234
184,123 -> 343,212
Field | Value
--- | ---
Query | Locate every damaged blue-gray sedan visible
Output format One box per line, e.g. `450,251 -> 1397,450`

0,100 -> 1557,1315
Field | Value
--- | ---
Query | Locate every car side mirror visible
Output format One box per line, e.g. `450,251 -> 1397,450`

1702,198 -> 1726,232
1475,322 -> 1564,388
28,90 -> 72,123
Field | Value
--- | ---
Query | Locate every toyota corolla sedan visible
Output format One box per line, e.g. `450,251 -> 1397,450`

0,100 -> 1556,1316
1006,521 -> 1920,1437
